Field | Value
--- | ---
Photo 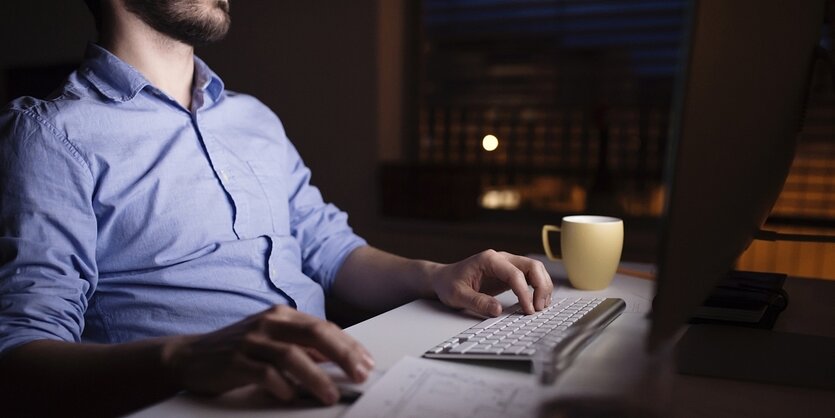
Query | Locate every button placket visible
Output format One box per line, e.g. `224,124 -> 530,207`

191,119 -> 247,239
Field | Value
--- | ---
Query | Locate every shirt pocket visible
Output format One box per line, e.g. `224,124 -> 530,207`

246,160 -> 292,235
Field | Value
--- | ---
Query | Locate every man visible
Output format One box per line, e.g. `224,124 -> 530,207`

0,0 -> 552,415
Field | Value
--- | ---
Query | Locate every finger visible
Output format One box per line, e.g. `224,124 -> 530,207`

500,253 -> 554,310
278,345 -> 342,406
264,307 -> 374,362
261,308 -> 374,384
305,347 -> 329,363
295,322 -> 373,384
480,251 -> 535,314
235,355 -> 298,402
243,337 -> 339,405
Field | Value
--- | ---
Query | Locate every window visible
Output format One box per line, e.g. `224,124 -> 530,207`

381,0 -> 835,277
400,0 -> 688,219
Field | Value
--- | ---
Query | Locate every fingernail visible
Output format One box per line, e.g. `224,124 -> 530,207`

354,363 -> 370,382
489,302 -> 501,316
324,387 -> 339,405
362,353 -> 375,369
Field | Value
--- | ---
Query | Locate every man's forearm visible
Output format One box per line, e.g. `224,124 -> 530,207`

332,246 -> 441,313
0,338 -> 183,417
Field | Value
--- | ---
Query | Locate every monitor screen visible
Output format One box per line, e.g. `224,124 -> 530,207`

649,0 -> 827,348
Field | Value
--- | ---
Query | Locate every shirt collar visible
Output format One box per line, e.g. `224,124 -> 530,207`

194,55 -> 225,103
80,43 -> 225,103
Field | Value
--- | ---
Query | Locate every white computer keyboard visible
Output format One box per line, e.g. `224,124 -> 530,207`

423,297 -> 625,361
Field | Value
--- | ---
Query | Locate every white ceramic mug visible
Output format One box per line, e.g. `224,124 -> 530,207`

541,215 -> 624,290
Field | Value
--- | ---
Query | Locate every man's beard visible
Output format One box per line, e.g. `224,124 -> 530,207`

124,0 -> 231,47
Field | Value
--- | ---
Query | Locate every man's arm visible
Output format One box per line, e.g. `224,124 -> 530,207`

0,338 -> 181,417
0,305 -> 374,417
332,246 -> 554,317
276,135 -> 552,317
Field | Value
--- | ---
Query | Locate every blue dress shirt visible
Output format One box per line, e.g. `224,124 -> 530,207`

0,44 -> 367,354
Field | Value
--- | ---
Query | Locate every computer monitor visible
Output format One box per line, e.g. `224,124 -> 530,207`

649,0 -> 827,348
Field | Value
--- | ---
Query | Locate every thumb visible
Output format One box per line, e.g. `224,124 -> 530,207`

453,287 -> 502,317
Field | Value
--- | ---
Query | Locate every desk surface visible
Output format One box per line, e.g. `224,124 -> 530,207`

128,259 -> 835,418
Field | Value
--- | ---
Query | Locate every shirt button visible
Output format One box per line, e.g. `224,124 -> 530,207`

270,268 -> 277,277
219,169 -> 230,182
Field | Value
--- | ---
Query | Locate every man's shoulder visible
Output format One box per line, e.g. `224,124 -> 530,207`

212,90 -> 287,132
222,90 -> 273,114
1,96 -> 69,142
2,73 -> 100,133
0,94 -> 94,172
0,72 -> 118,173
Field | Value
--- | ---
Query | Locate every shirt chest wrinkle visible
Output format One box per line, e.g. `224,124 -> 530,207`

189,115 -> 288,241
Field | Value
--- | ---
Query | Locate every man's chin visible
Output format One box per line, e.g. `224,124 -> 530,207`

185,29 -> 229,47
216,0 -> 230,14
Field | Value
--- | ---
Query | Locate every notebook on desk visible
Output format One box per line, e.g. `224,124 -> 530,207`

689,270 -> 788,329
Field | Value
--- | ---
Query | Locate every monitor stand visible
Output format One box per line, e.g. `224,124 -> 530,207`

675,324 -> 835,391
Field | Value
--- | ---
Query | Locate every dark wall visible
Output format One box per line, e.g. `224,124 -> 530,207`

0,1 -> 95,101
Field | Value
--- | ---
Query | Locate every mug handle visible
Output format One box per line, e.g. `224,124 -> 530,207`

541,225 -> 561,261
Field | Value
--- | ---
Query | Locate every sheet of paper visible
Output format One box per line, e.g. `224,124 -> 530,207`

342,356 -> 540,418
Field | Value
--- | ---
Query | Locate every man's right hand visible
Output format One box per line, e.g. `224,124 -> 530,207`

164,305 -> 375,405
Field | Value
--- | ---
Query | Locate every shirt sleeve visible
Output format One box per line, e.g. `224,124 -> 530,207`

282,139 -> 367,294
0,107 -> 98,356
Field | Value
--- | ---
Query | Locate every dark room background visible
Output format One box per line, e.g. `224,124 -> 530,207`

2,0 -> 834,279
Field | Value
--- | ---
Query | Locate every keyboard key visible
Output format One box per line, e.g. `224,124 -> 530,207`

475,316 -> 507,329
469,346 -> 504,355
427,346 -> 445,354
506,345 -> 529,354
449,342 -> 478,353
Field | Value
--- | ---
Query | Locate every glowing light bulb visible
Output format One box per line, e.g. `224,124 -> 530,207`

482,134 -> 499,151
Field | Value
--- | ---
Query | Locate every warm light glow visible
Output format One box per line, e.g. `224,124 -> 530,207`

482,134 -> 499,151
480,189 -> 521,210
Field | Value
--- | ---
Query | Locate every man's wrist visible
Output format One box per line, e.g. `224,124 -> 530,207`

417,260 -> 445,299
159,335 -> 193,390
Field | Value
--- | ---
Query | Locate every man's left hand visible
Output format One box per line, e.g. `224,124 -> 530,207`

430,250 -> 553,317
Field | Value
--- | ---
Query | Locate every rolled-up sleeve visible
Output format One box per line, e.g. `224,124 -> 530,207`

0,108 -> 98,356
283,140 -> 366,294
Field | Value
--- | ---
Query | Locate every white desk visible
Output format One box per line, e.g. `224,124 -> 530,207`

128,259 -> 835,418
